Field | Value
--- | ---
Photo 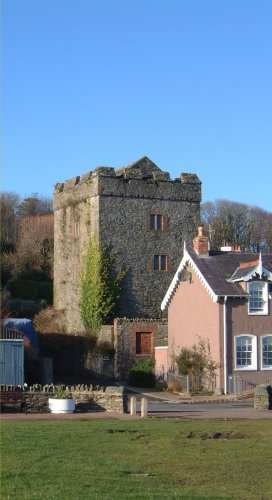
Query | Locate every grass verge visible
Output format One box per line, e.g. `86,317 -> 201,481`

1,418 -> 272,499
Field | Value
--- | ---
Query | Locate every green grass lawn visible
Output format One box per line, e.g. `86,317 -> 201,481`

1,419 -> 272,500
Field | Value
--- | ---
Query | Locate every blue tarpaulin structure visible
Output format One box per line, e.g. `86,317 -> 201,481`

3,318 -> 39,351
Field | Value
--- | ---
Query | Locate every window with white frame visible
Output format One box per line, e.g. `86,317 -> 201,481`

235,335 -> 257,370
248,281 -> 268,315
261,335 -> 272,370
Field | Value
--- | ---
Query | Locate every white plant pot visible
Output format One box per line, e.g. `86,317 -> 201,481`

48,398 -> 75,414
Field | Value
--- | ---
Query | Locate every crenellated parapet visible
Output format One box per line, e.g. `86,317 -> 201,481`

55,164 -> 200,193
54,156 -> 201,209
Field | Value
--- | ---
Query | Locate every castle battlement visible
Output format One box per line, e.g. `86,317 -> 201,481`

54,156 -> 201,209
55,156 -> 200,191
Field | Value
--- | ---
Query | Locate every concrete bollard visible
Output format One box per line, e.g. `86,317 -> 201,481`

130,396 -> 137,416
140,397 -> 148,418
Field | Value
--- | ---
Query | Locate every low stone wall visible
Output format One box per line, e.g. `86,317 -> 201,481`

72,386 -> 127,413
25,391 -> 49,413
1,385 -> 127,414
254,384 -> 272,410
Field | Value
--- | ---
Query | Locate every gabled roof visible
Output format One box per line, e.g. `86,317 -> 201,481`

228,253 -> 272,282
116,156 -> 166,178
229,266 -> 256,281
161,246 -> 272,310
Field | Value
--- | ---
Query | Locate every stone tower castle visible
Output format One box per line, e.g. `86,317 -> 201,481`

54,156 -> 201,332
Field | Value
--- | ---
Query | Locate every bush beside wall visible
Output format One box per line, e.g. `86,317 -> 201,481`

129,358 -> 155,388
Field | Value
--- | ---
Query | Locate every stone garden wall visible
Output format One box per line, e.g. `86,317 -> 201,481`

254,384 -> 272,410
0,385 -> 127,414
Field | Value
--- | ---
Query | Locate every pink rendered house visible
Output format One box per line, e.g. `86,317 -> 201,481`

161,227 -> 272,394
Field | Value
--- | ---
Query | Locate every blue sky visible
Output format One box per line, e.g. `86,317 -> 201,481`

3,1 -> 272,210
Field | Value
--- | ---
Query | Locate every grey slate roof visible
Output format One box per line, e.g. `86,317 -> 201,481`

229,266 -> 257,281
186,248 -> 272,297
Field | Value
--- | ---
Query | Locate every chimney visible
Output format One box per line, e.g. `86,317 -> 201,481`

220,244 -> 241,252
193,226 -> 209,257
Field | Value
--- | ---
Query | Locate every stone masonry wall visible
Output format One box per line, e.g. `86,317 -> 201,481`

1,385 -> 127,413
254,385 -> 272,410
113,317 -> 168,380
54,157 -> 201,332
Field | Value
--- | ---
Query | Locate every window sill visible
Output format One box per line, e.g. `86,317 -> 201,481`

153,269 -> 169,272
234,367 -> 257,371
248,312 -> 268,316
135,353 -> 152,357
260,367 -> 272,371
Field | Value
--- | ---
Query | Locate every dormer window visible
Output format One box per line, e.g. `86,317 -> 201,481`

248,281 -> 268,315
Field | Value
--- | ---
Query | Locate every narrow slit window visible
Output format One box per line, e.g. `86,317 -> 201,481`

150,214 -> 163,231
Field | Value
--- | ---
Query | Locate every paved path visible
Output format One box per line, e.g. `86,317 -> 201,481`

127,386 -> 251,404
128,388 -> 272,419
137,399 -> 272,419
1,399 -> 271,421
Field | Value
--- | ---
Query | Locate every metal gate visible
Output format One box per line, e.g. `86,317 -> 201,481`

0,328 -> 24,385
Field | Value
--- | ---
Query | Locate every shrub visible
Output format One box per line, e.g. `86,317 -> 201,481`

129,358 -> 155,388
175,347 -> 194,376
33,307 -> 66,335
175,338 -> 218,393
175,338 -> 217,377
50,387 -> 72,399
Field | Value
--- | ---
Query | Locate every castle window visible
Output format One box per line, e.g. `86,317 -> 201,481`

150,214 -> 163,231
136,332 -> 152,355
153,255 -> 168,271
248,281 -> 268,315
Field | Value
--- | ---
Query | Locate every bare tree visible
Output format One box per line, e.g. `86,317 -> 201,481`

0,192 -> 21,251
201,199 -> 272,252
17,194 -> 53,217
17,214 -> 54,276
